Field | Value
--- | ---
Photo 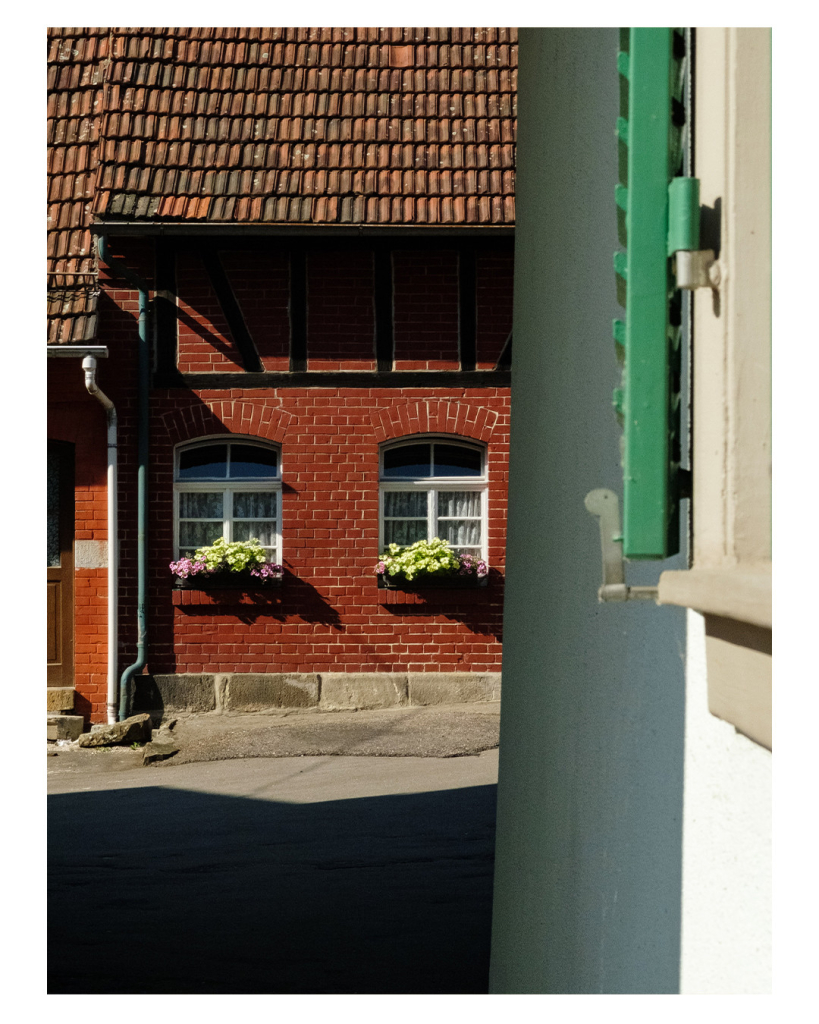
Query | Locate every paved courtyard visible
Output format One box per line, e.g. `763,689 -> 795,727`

48,706 -> 499,994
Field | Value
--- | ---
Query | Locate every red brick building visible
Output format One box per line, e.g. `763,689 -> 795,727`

47,27 -> 516,725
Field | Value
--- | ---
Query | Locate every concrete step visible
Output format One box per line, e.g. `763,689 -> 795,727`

47,714 -> 84,742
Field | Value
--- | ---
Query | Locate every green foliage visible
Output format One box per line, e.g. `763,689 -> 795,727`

376,538 -> 461,583
193,537 -> 267,574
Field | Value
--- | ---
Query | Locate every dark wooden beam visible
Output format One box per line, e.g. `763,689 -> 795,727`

201,251 -> 263,372
154,240 -> 177,377
374,245 -> 394,371
289,247 -> 307,372
153,369 -> 512,390
458,246 -> 477,371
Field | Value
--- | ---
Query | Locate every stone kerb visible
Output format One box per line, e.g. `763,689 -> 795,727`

132,671 -> 502,719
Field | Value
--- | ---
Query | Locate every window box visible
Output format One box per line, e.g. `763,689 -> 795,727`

377,574 -> 488,590
173,573 -> 283,590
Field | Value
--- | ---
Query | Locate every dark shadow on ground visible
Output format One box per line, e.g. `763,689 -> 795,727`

49,782 -> 497,994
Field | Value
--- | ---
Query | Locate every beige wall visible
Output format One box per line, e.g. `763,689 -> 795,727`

659,27 -> 772,750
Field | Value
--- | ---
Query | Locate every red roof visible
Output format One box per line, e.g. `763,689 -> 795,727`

47,27 -> 517,342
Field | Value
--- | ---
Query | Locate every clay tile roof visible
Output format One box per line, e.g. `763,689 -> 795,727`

47,27 -> 108,280
47,27 -> 516,342
79,27 -> 515,228
46,285 -> 100,345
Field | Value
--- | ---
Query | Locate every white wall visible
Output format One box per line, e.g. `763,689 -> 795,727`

680,610 -> 772,993
489,29 -> 687,994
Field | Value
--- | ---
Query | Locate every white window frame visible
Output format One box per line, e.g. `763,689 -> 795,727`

378,438 -> 488,560
173,438 -> 282,564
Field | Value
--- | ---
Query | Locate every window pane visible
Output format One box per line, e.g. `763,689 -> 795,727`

179,492 -> 223,519
384,491 -> 427,517
229,444 -> 278,479
179,521 -> 224,549
178,445 -> 228,480
383,444 -> 432,478
437,491 -> 482,518
383,520 -> 428,547
432,444 -> 482,477
234,492 -> 277,518
233,521 -> 276,546
438,520 -> 482,547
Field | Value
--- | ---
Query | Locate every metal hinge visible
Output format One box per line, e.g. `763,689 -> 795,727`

668,176 -> 720,290
584,489 -> 659,602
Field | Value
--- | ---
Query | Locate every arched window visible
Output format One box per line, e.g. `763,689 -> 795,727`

174,438 -> 281,563
379,438 -> 487,559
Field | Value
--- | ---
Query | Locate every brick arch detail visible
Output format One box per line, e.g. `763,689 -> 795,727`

159,400 -> 295,446
371,400 -> 498,445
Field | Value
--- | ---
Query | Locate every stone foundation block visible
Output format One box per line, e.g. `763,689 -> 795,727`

407,672 -> 502,706
319,673 -> 408,710
133,674 -> 216,715
224,673 -> 320,711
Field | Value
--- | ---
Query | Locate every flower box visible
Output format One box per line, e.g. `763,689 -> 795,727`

377,574 -> 488,590
173,573 -> 283,590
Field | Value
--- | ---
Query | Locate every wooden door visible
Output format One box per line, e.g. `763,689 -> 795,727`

47,441 -> 74,686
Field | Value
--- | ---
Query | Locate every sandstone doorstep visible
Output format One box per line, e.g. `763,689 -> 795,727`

47,687 -> 75,713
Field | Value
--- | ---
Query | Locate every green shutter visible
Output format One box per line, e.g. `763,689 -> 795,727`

613,28 -> 687,559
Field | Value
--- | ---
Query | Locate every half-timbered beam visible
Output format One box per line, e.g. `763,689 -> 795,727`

495,330 -> 513,371
153,370 -> 511,390
201,251 -> 263,373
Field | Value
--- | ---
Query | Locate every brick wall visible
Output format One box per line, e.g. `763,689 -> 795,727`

151,388 -> 510,678
48,360 -> 117,723
222,250 -> 291,371
307,249 -> 376,370
49,238 -> 513,721
477,250 -> 515,367
393,249 -> 460,370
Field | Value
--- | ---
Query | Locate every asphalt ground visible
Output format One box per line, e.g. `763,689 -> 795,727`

48,704 -> 500,994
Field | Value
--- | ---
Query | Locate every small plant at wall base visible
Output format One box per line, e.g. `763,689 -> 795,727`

170,538 -> 283,586
375,538 -> 488,584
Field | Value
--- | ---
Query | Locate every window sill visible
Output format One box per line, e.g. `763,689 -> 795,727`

658,564 -> 771,750
657,565 -> 771,629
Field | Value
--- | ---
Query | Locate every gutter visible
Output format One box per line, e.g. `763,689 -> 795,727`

81,356 -> 119,724
96,235 -> 151,720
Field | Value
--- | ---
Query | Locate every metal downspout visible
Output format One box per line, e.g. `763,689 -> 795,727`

97,236 -> 150,721
82,356 -> 118,724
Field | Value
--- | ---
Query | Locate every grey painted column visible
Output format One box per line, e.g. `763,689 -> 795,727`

489,29 -> 686,994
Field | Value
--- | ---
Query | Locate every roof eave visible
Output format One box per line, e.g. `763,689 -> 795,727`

92,220 -> 515,238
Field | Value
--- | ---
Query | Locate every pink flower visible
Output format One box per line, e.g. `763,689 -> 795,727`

249,562 -> 283,580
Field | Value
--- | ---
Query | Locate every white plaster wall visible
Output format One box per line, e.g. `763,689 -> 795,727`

680,610 -> 772,993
